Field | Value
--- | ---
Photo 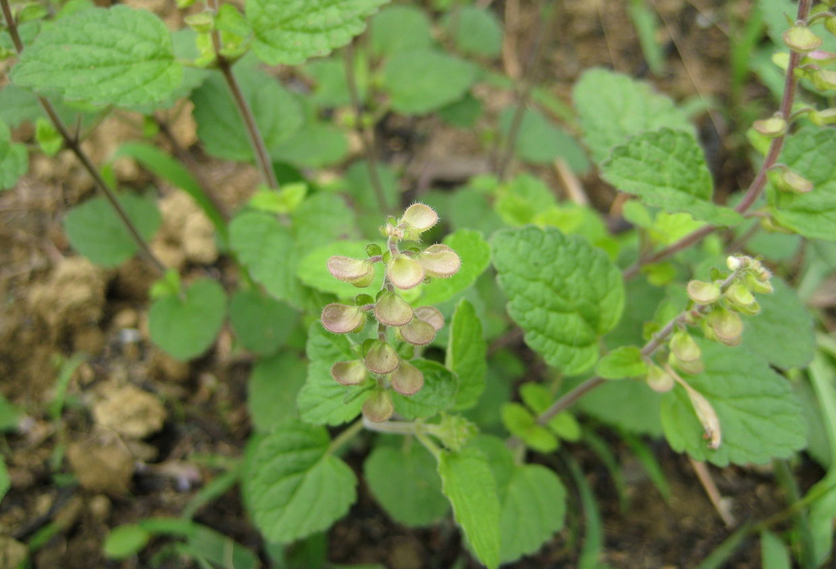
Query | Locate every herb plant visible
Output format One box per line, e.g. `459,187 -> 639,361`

2,0 -> 836,567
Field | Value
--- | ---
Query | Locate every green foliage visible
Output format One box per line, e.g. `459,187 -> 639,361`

230,289 -> 298,356
0,120 -> 28,191
370,5 -> 432,56
596,346 -> 648,380
0,455 -> 9,503
149,278 -> 227,361
661,340 -> 807,466
103,525 -> 151,559
443,6 -> 503,58
247,0 -> 390,65
248,352 -> 307,432
64,193 -> 161,267
0,394 -> 22,432
11,6 -> 182,107
245,421 -> 356,543
298,240 -> 384,298
498,106 -> 589,171
391,360 -> 458,419
381,50 -> 479,115
492,226 -> 625,375
447,300 -> 487,410
601,128 -> 741,226
417,229 -> 490,306
364,441 -> 449,526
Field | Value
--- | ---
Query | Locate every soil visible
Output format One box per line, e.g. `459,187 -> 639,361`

0,0 -> 830,568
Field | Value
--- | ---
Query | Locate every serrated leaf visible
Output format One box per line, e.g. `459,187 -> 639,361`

230,289 -> 298,356
370,5 -> 433,56
63,193 -> 161,267
245,421 -> 357,543
601,128 -> 741,226
494,173 -> 556,227
381,50 -> 479,115
498,106 -> 589,172
391,359 -> 458,419
248,351 -> 307,432
229,212 -> 306,309
0,121 -> 28,191
739,278 -> 815,370
499,465 -> 566,564
443,6 -> 502,58
247,0 -> 390,65
292,193 -> 358,254
10,6 -> 182,108
192,60 -> 304,163
364,442 -> 449,527
596,346 -> 648,380
660,340 -> 806,466
492,226 -> 625,375
767,127 -> 836,241
437,448 -> 501,569
447,300 -> 487,410
272,123 -> 349,168
149,278 -> 227,361
417,229 -> 491,306
573,68 -> 694,164
298,323 -> 373,425
297,240 -> 384,299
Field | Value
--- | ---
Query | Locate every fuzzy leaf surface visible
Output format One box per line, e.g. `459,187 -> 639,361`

230,289 -> 298,356
11,6 -> 182,107
149,279 -> 227,361
246,421 -> 356,543
492,226 -> 625,375
247,0 -> 390,65
382,50 -> 479,115
447,300 -> 487,410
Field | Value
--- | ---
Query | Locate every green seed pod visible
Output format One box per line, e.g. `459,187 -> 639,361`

398,317 -> 436,346
321,303 -> 365,334
387,255 -> 425,290
331,360 -> 368,386
783,25 -> 823,53
753,116 -> 787,138
744,273 -> 774,295
708,306 -> 744,346
400,203 -> 439,234
364,341 -> 400,374
418,244 -> 461,278
771,167 -> 814,194
669,351 -> 705,375
414,305 -> 445,331
327,256 -> 375,287
670,330 -> 701,362
687,280 -> 721,305
363,390 -> 394,423
390,359 -> 424,395
374,291 -> 413,327
646,364 -> 674,393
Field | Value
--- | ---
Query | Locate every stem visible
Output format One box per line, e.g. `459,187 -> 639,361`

208,0 -> 279,190
1,0 -> 166,275
622,0 -> 812,281
327,419 -> 364,454
344,43 -> 389,214
361,417 -> 419,435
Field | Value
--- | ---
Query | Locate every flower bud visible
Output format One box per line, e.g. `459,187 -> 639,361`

328,256 -> 375,287
753,117 -> 787,138
390,359 -> 424,395
387,255 -> 425,290
414,306 -> 444,331
363,390 -> 394,422
783,25 -> 823,53
418,244 -> 461,279
708,307 -> 743,346
687,280 -> 721,305
646,364 -> 674,393
321,303 -> 365,334
670,330 -> 701,362
398,317 -> 436,346
726,256 -> 742,271
364,341 -> 400,374
669,351 -> 704,375
374,291 -> 413,327
400,203 -> 438,234
331,360 -> 368,386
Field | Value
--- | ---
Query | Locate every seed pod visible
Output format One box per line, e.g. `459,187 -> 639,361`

670,330 -> 701,363
414,306 -> 444,331
374,291 -> 413,327
753,117 -> 787,138
646,364 -> 674,393
363,390 -> 394,423
783,25 -> 823,53
331,360 -> 368,385
398,317 -> 436,346
725,282 -> 755,310
681,382 -> 722,450
327,256 -> 375,287
387,255 -> 425,290
390,359 -> 424,395
708,306 -> 744,346
669,351 -> 704,375
687,280 -> 721,305
321,303 -> 365,334
364,340 -> 400,374
771,167 -> 813,194
400,203 -> 439,233
418,244 -> 461,278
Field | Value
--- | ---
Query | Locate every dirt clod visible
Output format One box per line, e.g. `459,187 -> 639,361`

67,436 -> 135,495
93,384 -> 167,439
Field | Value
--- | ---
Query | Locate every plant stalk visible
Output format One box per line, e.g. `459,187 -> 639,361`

1,0 -> 167,275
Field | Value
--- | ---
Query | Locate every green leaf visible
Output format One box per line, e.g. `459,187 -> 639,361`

498,106 -> 589,172
417,229 -> 491,306
63,193 -> 161,267
292,193 -> 358,254
573,68 -> 694,164
381,50 -> 479,116
392,359 -> 458,420
230,212 -> 306,308
272,123 -> 349,168
437,448 -> 501,569
601,128 -> 741,226
297,240 -> 384,299
501,403 -> 557,453
179,524 -> 260,569
739,278 -> 815,370
191,60 -> 303,163
661,340 -> 807,466
495,173 -> 556,227
596,346 -> 648,380
0,121 -> 28,191
443,6 -> 503,58
303,54 -> 369,108
245,421 -> 357,543
298,323 -> 373,425
447,300 -> 487,410
577,378 -> 663,436
230,289 -> 298,356
364,442 -> 450,527
149,278 -> 227,361
492,226 -> 625,375
0,394 -> 22,432
438,94 -> 483,128
344,161 -> 399,237
760,530 -> 791,569
104,525 -> 151,559
248,351 -> 307,432
10,6 -> 182,108
370,5 -> 433,56
0,455 -> 9,503
499,465 -> 566,564
767,127 -> 836,241
247,0 -> 390,65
